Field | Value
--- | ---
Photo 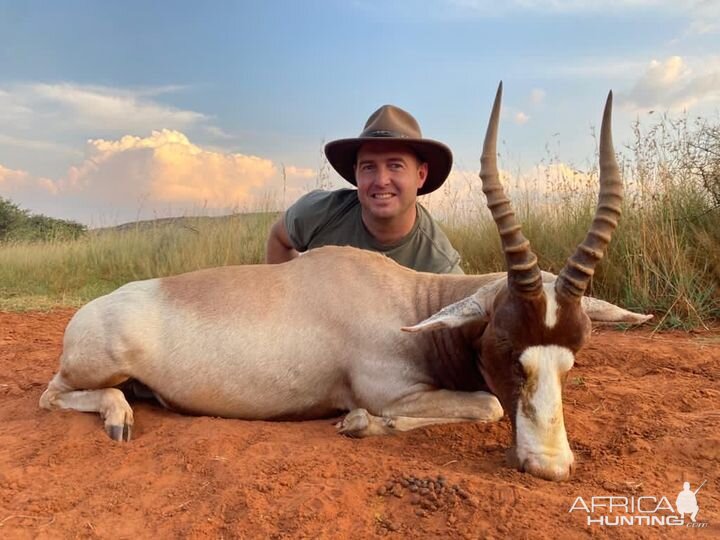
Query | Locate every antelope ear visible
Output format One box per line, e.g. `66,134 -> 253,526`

402,296 -> 488,333
581,296 -> 653,325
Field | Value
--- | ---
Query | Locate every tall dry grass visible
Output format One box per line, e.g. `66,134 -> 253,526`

0,213 -> 276,311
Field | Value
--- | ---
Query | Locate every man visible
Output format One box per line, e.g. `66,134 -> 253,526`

266,104 -> 463,274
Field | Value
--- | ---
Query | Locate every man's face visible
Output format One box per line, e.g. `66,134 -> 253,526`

354,141 -> 428,222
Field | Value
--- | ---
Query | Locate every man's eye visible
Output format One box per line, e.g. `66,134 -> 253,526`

361,164 -> 374,172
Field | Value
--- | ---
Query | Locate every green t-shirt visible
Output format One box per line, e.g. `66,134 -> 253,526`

284,189 -> 463,274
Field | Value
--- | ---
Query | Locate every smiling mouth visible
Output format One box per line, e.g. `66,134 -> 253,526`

371,193 -> 395,199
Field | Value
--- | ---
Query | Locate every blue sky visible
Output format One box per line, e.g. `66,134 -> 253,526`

1,0 -> 719,225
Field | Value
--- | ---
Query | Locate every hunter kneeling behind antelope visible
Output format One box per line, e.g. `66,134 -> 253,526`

40,84 -> 651,482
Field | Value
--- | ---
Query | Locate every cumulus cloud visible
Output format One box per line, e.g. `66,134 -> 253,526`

2,130 -> 323,224
622,55 -> 720,111
62,129 -> 277,208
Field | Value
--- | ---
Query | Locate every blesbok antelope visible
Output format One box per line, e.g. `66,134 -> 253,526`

40,84 -> 650,481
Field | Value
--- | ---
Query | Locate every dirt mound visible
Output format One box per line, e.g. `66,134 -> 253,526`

1,310 -> 718,538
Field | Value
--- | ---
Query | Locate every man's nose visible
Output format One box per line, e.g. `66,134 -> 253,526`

376,166 -> 392,185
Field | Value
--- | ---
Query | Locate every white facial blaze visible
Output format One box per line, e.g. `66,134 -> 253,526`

543,282 -> 559,329
515,345 -> 575,475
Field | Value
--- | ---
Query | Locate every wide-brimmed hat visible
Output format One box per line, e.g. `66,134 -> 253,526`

324,105 -> 453,196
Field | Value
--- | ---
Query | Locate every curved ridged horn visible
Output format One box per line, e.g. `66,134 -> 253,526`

556,91 -> 622,300
480,82 -> 542,297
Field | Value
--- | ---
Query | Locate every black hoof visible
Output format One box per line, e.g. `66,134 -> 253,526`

107,424 -> 132,442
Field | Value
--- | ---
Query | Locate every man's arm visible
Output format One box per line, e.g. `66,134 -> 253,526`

266,215 -> 299,263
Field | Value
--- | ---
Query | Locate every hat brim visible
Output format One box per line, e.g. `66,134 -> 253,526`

324,137 -> 453,196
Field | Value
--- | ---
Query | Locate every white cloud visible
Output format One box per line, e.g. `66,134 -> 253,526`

520,54 -> 720,114
63,129 -> 276,206
0,82 -> 252,191
0,89 -> 33,123
0,82 -> 225,153
621,55 -> 720,111
626,56 -> 688,104
1,130 -> 323,224
0,164 -> 58,198
26,83 -> 207,132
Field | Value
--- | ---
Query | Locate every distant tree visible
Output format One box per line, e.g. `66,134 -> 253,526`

0,198 -> 29,240
0,197 -> 86,242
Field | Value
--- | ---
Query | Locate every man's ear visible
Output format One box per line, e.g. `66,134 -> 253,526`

417,162 -> 429,189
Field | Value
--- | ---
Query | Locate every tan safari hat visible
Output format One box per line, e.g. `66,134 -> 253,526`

324,105 -> 453,196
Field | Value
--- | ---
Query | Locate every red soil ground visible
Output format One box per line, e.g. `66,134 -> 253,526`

0,309 -> 718,539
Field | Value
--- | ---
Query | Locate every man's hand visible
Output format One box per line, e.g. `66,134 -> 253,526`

266,215 -> 299,263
